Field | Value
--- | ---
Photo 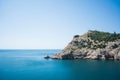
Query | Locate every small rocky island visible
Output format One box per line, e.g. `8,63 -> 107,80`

52,30 -> 120,60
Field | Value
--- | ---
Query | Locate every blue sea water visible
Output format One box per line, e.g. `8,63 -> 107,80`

0,50 -> 120,80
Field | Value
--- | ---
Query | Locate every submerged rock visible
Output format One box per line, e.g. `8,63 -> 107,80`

52,30 -> 120,60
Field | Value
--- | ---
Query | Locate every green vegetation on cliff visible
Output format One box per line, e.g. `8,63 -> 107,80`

73,30 -> 120,49
87,30 -> 120,42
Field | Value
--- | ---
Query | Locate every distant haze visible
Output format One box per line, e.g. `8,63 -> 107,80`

0,0 -> 120,49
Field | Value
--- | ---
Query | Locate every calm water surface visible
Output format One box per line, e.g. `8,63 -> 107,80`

0,50 -> 120,80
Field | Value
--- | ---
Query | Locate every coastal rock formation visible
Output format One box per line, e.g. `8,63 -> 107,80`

52,30 -> 120,60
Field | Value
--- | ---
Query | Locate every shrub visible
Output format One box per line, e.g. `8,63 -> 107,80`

74,35 -> 79,38
112,44 -> 118,49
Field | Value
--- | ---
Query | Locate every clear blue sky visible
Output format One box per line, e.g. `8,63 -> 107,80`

0,0 -> 120,49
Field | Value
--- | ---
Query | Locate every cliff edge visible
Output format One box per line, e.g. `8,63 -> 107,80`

52,30 -> 120,60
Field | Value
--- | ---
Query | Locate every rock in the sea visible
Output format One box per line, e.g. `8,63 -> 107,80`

52,30 -> 120,60
44,55 -> 50,59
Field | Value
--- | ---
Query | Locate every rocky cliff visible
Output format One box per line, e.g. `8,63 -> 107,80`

52,30 -> 120,60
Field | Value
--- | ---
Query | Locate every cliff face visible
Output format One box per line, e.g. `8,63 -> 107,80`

52,30 -> 120,60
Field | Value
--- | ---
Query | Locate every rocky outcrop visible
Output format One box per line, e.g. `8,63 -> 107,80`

52,30 -> 120,60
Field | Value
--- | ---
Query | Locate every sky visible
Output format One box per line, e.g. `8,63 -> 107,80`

0,0 -> 120,49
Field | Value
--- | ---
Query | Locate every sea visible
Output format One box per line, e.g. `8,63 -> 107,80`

0,50 -> 120,80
